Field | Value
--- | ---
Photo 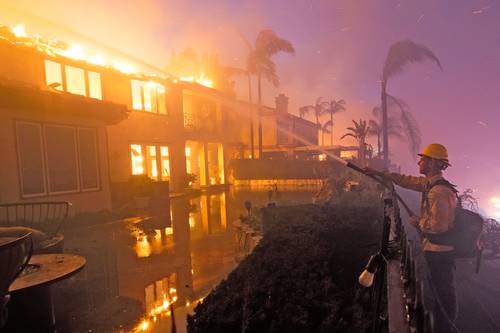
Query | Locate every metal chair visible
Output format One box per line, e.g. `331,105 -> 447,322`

0,233 -> 33,327
0,202 -> 71,253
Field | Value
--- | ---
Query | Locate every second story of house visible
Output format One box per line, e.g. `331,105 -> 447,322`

0,24 -> 238,141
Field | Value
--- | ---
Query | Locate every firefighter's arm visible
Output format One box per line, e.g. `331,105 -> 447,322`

362,168 -> 426,191
384,173 -> 427,192
420,187 -> 455,234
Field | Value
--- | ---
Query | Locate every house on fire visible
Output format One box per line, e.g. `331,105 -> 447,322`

0,25 -> 318,214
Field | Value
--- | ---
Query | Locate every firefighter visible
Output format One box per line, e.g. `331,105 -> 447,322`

365,143 -> 458,331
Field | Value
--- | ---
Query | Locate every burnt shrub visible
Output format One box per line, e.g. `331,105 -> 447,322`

188,204 -> 381,333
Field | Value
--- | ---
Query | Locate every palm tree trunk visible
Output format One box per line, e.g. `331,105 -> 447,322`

247,73 -> 255,159
377,133 -> 381,157
321,129 -> 324,146
330,112 -> 334,146
257,73 -> 263,159
360,141 -> 366,167
381,81 -> 389,169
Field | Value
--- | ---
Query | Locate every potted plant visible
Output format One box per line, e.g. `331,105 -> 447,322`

128,175 -> 155,209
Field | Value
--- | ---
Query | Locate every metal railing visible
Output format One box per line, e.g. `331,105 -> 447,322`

0,201 -> 71,236
370,188 -> 435,333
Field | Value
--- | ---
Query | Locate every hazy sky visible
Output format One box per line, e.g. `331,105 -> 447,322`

1,0 -> 499,216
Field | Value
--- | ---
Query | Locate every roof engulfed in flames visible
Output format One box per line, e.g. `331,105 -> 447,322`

0,23 -> 214,88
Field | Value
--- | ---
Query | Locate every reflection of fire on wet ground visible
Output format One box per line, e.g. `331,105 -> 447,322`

128,217 -> 174,258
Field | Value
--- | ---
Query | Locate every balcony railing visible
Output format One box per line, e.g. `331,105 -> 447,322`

370,187 -> 435,333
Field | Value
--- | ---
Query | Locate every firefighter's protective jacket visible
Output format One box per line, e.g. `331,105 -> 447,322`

386,172 -> 457,252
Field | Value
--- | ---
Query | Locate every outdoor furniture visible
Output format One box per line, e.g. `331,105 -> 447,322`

0,201 -> 71,253
0,233 -> 33,328
4,253 -> 86,331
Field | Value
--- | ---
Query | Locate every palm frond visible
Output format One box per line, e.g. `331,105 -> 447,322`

340,133 -> 357,140
255,30 -> 295,56
322,120 -> 333,131
400,109 -> 422,158
327,99 -> 347,115
299,106 -> 310,118
386,94 -> 410,111
382,39 -> 442,82
368,120 -> 381,136
315,96 -> 325,105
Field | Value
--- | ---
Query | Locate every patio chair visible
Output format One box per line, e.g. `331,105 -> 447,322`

0,233 -> 33,328
0,201 -> 71,253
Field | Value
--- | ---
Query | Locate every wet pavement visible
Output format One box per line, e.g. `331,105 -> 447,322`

52,188 -> 316,333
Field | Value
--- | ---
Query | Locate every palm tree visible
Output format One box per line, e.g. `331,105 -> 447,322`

324,99 -> 346,146
381,40 -> 442,168
385,94 -> 422,158
300,97 -> 329,133
298,106 -> 310,119
341,119 -> 370,166
321,120 -> 333,146
368,106 -> 404,157
241,30 -> 295,159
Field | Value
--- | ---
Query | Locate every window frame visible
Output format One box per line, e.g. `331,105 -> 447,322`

77,127 -> 101,192
15,120 -> 102,198
15,121 -> 48,198
129,143 -> 171,182
130,80 -> 167,115
43,59 -> 103,100
43,124 -> 80,195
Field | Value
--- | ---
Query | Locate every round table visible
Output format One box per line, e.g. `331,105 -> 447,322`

6,254 -> 86,332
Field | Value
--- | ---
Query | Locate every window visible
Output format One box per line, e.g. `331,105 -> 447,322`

130,80 -> 167,114
160,146 -> 170,180
44,125 -> 79,193
146,145 -> 158,180
44,60 -> 102,100
65,65 -> 86,96
78,128 -> 100,190
129,144 -> 170,181
88,71 -> 102,100
15,121 -> 100,197
44,60 -> 63,91
16,122 -> 46,196
131,144 -> 144,175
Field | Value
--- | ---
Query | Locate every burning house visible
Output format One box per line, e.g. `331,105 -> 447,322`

0,23 -> 320,214
0,24 -> 236,213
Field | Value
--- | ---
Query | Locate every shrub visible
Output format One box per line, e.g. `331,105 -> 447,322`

188,203 -> 382,333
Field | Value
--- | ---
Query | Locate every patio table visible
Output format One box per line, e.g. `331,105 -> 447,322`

5,254 -> 86,331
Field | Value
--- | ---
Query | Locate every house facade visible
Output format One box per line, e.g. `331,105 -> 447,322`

0,35 -> 128,213
0,26 -> 236,213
